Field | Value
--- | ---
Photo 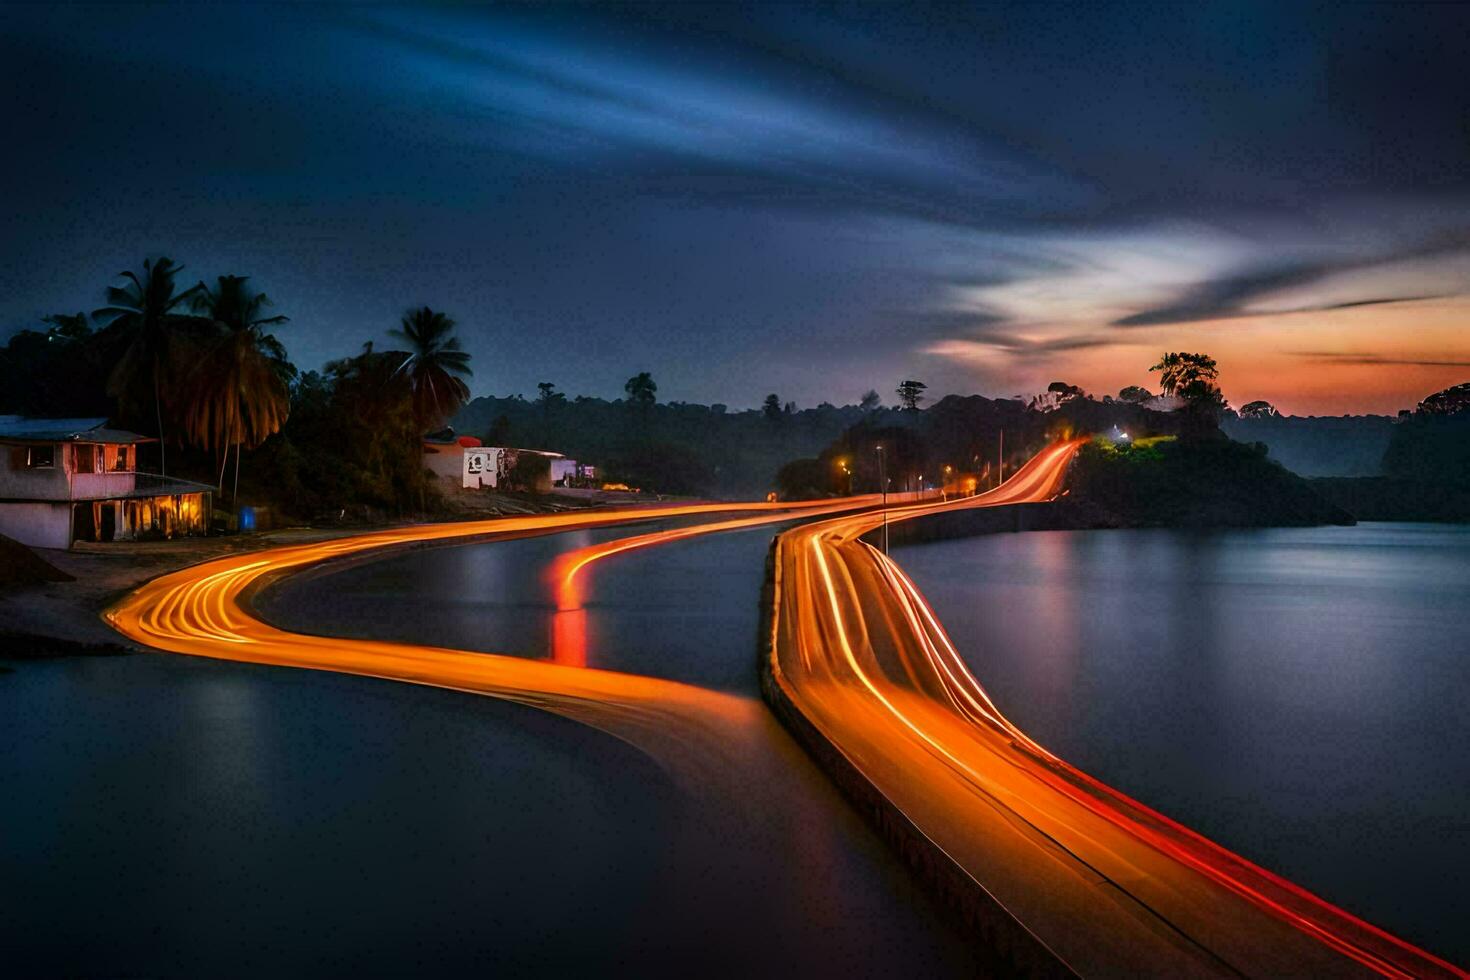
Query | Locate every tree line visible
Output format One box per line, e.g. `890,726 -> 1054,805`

1,255 -> 474,514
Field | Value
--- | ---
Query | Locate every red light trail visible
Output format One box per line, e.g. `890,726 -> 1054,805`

103,447 -> 1462,976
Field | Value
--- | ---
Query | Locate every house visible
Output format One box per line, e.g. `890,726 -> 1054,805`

551,459 -> 596,487
422,428 -> 573,493
0,416 -> 213,549
422,428 -> 481,482
466,447 -> 560,493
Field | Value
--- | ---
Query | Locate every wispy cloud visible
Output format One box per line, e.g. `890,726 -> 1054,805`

1290,351 -> 1470,367
1111,229 -> 1470,327
344,7 -> 1086,224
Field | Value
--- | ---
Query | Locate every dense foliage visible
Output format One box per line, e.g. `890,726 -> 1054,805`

776,394 -> 1187,500
1065,436 -> 1352,527
1,257 -> 471,520
1382,382 -> 1470,486
454,394 -> 874,497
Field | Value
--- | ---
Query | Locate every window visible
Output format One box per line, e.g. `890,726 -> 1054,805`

26,444 -> 56,468
74,444 -> 98,474
109,445 -> 132,471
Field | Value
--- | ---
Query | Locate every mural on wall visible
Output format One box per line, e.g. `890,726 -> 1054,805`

462,447 -> 504,489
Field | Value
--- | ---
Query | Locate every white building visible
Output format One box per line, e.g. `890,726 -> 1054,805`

0,416 -> 213,549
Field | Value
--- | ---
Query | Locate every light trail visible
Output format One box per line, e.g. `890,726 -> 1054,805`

768,439 -> 1464,978
102,495 -> 888,799
101,446 -> 1461,975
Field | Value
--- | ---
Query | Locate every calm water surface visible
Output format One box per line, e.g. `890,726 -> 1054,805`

258,519 -> 795,692
3,518 -> 983,977
894,522 -> 1470,964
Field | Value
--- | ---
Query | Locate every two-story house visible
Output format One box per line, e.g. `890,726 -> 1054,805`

0,416 -> 213,549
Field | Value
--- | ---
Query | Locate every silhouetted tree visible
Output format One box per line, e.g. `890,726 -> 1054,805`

182,275 -> 293,498
775,457 -> 833,500
1417,382 -> 1470,416
896,379 -> 927,411
1118,385 -> 1153,404
1162,353 -> 1230,438
1239,400 -> 1280,419
859,389 -> 882,412
0,313 -> 114,417
41,312 -> 91,340
624,371 -> 657,405
1150,352 -> 1218,396
485,413 -> 512,446
93,257 -> 206,475
763,393 -> 783,422
390,307 -> 473,430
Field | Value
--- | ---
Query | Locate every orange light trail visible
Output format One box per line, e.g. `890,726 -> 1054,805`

99,451 -> 1461,975
769,438 -> 1464,977
102,496 -> 884,797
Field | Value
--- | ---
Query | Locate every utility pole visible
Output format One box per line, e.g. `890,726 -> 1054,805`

998,429 -> 1004,486
876,444 -> 888,555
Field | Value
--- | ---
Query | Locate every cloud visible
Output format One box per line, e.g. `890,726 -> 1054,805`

1290,351 -> 1470,368
341,7 -> 1088,226
1111,230 -> 1470,327
925,330 -> 1117,362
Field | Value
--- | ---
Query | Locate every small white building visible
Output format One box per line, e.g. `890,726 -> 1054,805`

0,416 -> 213,549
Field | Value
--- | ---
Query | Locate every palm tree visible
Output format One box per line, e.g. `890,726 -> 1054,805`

389,307 -> 473,430
94,257 -> 204,475
181,276 -> 293,499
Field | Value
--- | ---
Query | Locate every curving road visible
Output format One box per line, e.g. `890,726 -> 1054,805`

102,446 -> 1462,977
769,439 -> 1462,978
103,496 -> 890,796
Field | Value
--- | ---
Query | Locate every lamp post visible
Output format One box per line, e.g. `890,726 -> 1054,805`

875,444 -> 888,555
998,428 -> 1005,487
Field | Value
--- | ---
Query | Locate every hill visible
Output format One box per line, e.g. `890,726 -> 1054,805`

1221,414 -> 1395,477
1060,437 -> 1353,528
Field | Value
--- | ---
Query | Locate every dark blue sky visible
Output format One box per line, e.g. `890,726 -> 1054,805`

6,2 -> 1469,412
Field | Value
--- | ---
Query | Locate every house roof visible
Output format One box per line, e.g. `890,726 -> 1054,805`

0,416 -> 155,444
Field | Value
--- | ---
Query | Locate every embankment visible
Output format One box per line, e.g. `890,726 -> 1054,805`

755,536 -> 1075,979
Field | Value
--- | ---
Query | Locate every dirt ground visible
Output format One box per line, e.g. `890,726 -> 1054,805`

0,528 -> 383,651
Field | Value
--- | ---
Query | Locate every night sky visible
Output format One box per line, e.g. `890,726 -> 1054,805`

6,2 -> 1470,414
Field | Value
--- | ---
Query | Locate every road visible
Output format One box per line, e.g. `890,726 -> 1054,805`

769,438 -> 1462,978
102,446 -> 1461,977
100,492 -> 993,975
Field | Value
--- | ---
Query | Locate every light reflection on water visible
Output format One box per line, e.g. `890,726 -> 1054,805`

3,518 -> 985,976
894,522 -> 1470,964
257,521 -> 794,694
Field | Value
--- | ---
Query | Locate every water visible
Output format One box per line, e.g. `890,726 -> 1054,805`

893,522 -> 1470,965
257,520 -> 796,693
2,519 -> 985,977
